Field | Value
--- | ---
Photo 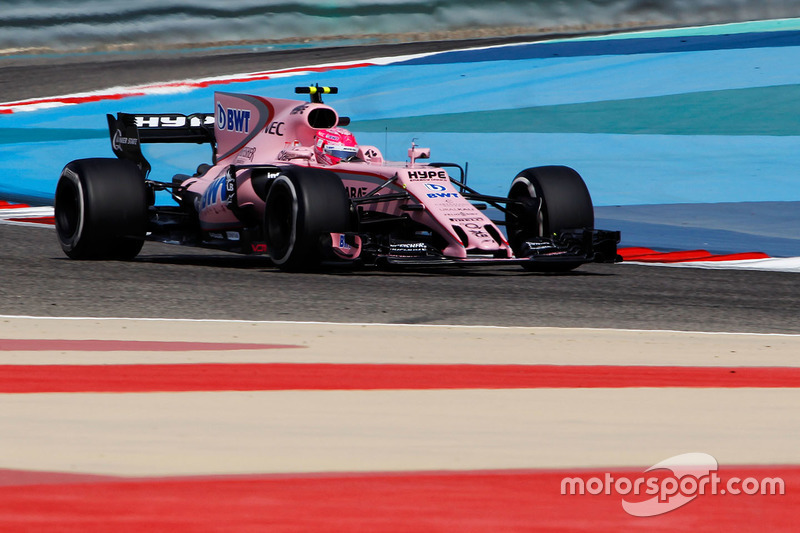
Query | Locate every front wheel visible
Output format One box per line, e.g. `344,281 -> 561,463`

264,166 -> 352,271
54,158 -> 147,260
505,165 -> 594,272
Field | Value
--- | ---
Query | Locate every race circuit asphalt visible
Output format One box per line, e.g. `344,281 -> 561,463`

2,223 -> 799,333
3,40 -> 799,334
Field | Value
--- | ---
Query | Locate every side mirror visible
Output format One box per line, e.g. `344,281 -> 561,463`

408,147 -> 430,163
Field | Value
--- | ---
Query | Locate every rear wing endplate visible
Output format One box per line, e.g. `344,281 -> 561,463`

107,113 -> 216,175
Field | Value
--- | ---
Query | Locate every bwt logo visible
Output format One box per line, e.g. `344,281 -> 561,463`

200,175 -> 228,209
424,183 -> 458,198
217,103 -> 252,133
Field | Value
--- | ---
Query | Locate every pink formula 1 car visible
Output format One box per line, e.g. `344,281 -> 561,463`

55,85 -> 619,271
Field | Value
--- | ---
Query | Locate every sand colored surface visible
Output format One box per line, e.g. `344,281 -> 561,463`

2,316 -> 800,367
0,388 -> 798,476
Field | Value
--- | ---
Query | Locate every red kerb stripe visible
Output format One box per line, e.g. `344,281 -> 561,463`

6,216 -> 55,225
0,466 -> 796,532
1,363 -> 798,393
619,247 -> 770,262
0,201 -> 30,209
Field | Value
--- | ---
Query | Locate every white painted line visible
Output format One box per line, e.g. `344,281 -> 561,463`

0,206 -> 53,218
0,220 -> 52,228
624,258 -> 800,273
2,314 -> 800,337
0,206 -> 54,227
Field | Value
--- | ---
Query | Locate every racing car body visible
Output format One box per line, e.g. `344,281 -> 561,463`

55,85 -> 620,271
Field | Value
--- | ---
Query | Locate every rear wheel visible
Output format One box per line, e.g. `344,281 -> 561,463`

55,158 -> 147,260
264,166 -> 352,271
505,165 -> 594,271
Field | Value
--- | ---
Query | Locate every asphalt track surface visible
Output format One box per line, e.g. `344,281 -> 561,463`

2,223 -> 799,333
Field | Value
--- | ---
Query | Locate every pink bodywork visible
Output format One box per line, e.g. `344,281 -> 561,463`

183,91 -> 512,259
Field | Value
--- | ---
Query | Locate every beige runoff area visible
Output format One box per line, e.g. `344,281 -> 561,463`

0,389 -> 797,476
0,317 -> 798,476
1,315 -> 800,367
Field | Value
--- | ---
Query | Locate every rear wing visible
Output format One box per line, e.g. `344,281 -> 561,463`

106,113 -> 216,175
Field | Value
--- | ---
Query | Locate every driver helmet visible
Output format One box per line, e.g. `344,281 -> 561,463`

314,127 -> 358,165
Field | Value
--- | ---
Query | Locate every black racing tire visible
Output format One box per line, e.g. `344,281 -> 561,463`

54,158 -> 147,260
505,165 -> 594,272
264,166 -> 352,271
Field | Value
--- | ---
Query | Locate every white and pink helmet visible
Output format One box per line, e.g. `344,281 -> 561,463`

314,127 -> 358,165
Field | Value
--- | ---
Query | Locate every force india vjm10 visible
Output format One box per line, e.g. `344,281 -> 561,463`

54,85 -> 620,271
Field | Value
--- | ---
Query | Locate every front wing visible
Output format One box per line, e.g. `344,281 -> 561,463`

374,229 -> 621,268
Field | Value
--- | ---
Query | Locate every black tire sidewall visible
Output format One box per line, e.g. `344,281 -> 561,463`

507,166 -> 594,241
55,166 -> 87,255
505,166 -> 595,272
265,175 -> 300,266
54,158 -> 147,259
264,166 -> 352,270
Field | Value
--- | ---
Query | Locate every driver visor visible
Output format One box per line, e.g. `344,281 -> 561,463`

325,145 -> 357,160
